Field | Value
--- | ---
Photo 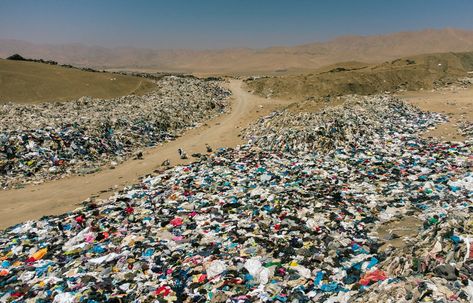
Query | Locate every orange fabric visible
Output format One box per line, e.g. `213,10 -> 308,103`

359,269 -> 388,286
31,248 -> 48,260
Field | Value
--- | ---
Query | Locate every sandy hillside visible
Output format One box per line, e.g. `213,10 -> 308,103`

0,59 -> 154,103
245,51 -> 473,100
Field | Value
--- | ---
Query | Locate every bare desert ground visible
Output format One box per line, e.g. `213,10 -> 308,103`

400,87 -> 473,141
0,59 -> 154,103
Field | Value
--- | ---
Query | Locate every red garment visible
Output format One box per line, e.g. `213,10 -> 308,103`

170,217 -> 183,227
156,285 -> 171,296
198,274 -> 207,283
359,269 -> 388,286
75,215 -> 85,224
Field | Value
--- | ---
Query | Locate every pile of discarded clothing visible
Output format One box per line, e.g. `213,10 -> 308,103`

458,120 -> 473,138
0,95 -> 471,302
244,95 -> 447,153
0,76 -> 230,189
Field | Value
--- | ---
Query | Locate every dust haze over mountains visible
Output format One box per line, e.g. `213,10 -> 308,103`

1,28 -> 473,73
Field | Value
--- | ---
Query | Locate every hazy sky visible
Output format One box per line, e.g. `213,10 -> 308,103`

1,0 -> 472,49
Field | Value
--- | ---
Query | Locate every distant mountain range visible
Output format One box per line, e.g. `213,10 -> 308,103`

1,28 -> 473,73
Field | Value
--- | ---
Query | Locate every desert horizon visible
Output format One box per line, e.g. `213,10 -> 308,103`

2,27 -> 473,73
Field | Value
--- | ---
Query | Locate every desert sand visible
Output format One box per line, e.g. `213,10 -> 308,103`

0,59 -> 154,103
400,87 -> 473,141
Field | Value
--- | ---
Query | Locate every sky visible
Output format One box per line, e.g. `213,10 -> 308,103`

0,0 -> 473,49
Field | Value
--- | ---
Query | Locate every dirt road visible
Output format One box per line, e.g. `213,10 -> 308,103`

0,80 -> 291,229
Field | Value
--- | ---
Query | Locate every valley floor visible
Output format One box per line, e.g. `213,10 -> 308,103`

0,80 -> 291,228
